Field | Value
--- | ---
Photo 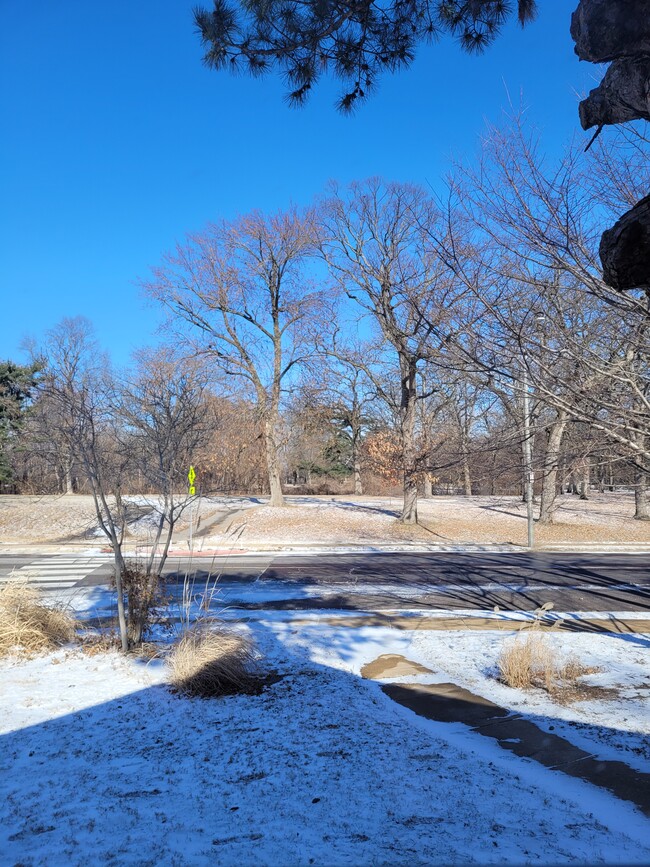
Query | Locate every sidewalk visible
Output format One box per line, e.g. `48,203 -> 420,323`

3,539 -> 650,556
374,673 -> 650,817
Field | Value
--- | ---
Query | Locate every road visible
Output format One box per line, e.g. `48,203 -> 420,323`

1,551 -> 649,612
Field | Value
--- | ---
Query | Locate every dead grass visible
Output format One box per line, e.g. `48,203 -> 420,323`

2,492 -> 649,546
168,624 -> 262,698
0,581 -> 76,657
78,631 -> 122,655
497,633 -> 605,702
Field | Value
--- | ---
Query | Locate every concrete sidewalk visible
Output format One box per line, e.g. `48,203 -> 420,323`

4,540 -> 650,556
369,669 -> 650,817
283,612 -> 650,633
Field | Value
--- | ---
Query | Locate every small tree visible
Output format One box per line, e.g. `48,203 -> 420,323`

114,350 -> 213,642
298,351 -> 378,494
34,317 -> 131,650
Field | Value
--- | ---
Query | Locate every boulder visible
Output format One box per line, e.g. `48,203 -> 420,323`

571,0 -> 650,62
578,55 -> 650,129
600,194 -> 650,291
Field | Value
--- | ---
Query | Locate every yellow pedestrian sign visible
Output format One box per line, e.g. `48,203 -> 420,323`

188,465 -> 196,496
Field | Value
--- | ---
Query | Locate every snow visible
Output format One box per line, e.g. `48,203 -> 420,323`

4,492 -> 650,549
2,615 -> 650,865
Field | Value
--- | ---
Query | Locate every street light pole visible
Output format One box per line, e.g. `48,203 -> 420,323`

521,363 -> 535,548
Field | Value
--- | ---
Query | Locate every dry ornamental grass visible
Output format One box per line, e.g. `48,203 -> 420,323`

498,633 -> 602,701
0,581 -> 76,657
168,624 -> 261,698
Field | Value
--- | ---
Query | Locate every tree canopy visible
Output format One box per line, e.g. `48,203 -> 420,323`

194,0 -> 537,110
0,360 -> 40,484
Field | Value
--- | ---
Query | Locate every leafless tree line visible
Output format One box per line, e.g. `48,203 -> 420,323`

9,115 -> 650,543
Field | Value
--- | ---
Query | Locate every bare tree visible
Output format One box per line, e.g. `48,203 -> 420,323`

34,317 -> 131,650
320,178 -> 461,523
113,350 -> 213,640
301,344 -> 380,495
144,207 -> 320,507
427,114 -> 650,521
195,395 -> 268,494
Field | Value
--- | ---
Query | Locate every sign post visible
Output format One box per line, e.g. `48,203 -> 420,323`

188,466 -> 196,551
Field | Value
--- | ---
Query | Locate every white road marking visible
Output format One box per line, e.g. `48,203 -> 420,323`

1,556 -> 111,590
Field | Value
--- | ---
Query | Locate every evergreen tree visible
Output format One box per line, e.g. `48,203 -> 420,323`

0,361 -> 40,484
194,0 -> 537,110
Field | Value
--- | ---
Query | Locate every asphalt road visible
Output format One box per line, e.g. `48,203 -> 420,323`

1,551 -> 649,612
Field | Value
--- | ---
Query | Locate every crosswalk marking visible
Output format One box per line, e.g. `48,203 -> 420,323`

1,556 -> 111,590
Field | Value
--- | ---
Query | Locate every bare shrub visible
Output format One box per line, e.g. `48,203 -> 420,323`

498,633 -> 603,701
168,624 -> 260,697
0,581 -> 76,657
111,561 -> 169,646
78,630 -> 122,655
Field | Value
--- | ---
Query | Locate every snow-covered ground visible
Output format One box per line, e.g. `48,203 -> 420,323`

1,612 -> 649,865
213,493 -> 650,548
2,492 -> 650,548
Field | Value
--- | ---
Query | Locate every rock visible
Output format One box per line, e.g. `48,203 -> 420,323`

599,194 -> 650,291
571,0 -> 650,289
571,0 -> 650,62
578,55 -> 650,129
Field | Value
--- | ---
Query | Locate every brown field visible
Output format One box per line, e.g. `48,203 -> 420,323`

1,491 -> 648,548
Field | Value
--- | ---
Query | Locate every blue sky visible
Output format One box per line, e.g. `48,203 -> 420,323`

1,1 -> 596,366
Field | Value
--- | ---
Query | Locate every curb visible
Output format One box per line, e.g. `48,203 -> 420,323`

3,542 -> 650,556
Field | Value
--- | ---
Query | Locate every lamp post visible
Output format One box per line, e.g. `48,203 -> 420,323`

521,362 -> 535,548
521,311 -> 546,549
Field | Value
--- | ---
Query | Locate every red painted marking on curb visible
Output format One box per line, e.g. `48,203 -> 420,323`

101,548 -> 249,556
167,549 -> 248,557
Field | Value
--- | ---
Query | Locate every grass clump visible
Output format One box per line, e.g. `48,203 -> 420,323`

0,581 -> 76,657
168,624 -> 261,698
497,632 -> 602,701
498,633 -> 553,690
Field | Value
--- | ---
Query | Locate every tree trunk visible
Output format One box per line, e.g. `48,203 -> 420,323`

490,450 -> 497,496
462,456 -> 472,496
538,412 -> 568,525
460,420 -> 472,496
64,461 -> 74,495
580,462 -> 590,500
353,460 -> 362,495
634,433 -> 649,519
352,428 -> 363,495
112,547 -> 129,652
399,359 -> 418,524
88,479 -> 129,652
402,480 -> 418,524
264,416 -> 284,507
635,471 -> 650,520
423,476 -> 433,498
